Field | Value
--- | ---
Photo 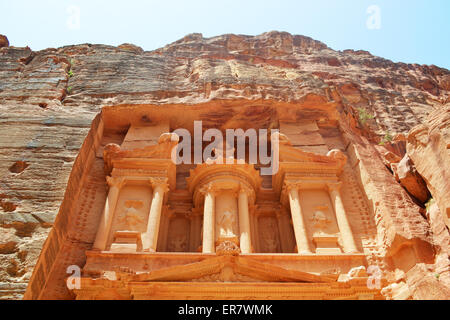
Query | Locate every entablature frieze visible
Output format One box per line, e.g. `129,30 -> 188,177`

273,149 -> 347,199
278,178 -> 341,206
109,161 -> 176,190
105,174 -> 170,190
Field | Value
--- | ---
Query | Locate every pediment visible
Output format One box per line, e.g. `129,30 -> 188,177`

103,133 -> 178,173
129,256 -> 336,284
279,142 -> 339,165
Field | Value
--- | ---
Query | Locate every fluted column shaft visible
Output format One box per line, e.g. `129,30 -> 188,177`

328,183 -> 358,253
93,177 -> 125,251
143,179 -> 169,252
202,190 -> 216,253
238,188 -> 252,254
288,185 -> 312,254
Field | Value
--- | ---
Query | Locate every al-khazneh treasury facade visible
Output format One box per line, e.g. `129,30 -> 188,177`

24,103 -> 431,300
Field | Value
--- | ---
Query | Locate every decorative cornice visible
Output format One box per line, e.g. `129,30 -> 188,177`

113,168 -> 168,177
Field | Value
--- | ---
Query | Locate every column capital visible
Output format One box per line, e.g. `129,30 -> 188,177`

239,184 -> 254,200
327,182 -> 343,192
198,183 -> 218,196
106,176 -> 126,189
284,181 -> 301,193
150,177 -> 169,192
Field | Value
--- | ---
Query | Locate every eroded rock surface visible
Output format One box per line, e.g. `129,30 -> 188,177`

407,104 -> 450,230
392,154 -> 430,203
0,35 -> 8,48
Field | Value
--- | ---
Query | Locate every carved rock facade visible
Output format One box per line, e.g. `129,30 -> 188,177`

0,32 -> 448,300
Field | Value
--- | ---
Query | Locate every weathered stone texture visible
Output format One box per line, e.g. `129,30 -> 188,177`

392,154 -> 430,203
0,35 -> 8,49
0,31 -> 448,299
407,104 -> 450,229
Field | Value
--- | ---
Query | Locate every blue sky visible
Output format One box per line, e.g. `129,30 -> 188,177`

1,0 -> 449,69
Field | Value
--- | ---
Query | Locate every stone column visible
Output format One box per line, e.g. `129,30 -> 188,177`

328,183 -> 358,253
287,183 -> 312,254
158,207 -> 174,252
189,210 -> 202,252
93,176 -> 126,251
249,205 -> 259,253
202,185 -> 216,254
238,187 -> 252,254
276,209 -> 295,253
143,178 -> 169,252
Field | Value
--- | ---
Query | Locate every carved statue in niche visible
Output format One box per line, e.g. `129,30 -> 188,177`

168,234 -> 187,252
167,216 -> 190,252
118,200 -> 145,231
259,216 -> 280,253
310,206 -> 332,235
264,238 -> 278,252
218,210 -> 237,239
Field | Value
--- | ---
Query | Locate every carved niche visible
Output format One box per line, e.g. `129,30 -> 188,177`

215,191 -> 239,245
167,216 -> 190,252
107,184 -> 152,251
308,203 -> 342,254
258,215 -> 281,253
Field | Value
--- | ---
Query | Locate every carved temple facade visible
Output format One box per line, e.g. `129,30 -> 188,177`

25,103 -> 388,300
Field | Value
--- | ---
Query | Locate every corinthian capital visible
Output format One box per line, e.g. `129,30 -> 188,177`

239,184 -> 253,197
106,176 -> 126,189
150,177 -> 169,192
198,183 -> 217,196
283,181 -> 300,193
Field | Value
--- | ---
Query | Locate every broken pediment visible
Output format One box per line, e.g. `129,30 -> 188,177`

127,255 -> 336,284
279,139 -> 346,168
103,132 -> 179,175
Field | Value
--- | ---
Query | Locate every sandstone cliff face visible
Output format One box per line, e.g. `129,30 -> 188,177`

0,32 -> 448,299
407,104 -> 450,229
